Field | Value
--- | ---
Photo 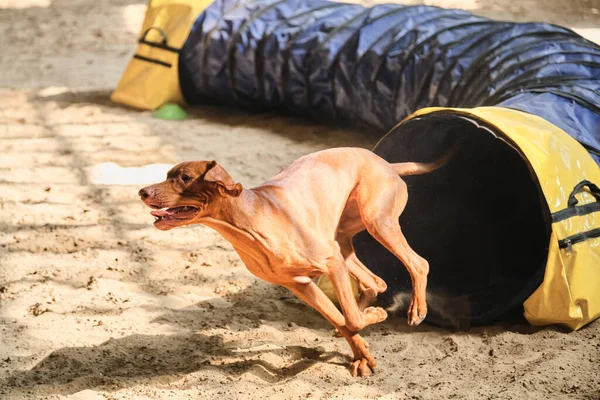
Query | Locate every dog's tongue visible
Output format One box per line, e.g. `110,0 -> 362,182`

150,209 -> 169,217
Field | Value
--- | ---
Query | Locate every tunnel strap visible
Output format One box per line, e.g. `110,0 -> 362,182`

551,180 -> 600,222
133,54 -> 173,68
131,27 -> 180,68
138,27 -> 181,53
558,228 -> 600,250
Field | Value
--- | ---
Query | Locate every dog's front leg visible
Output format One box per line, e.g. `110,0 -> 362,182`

285,279 -> 378,377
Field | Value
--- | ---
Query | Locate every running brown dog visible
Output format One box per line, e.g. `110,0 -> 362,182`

138,146 -> 456,376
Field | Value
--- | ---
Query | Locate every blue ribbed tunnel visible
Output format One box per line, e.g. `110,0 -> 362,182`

178,0 -> 600,164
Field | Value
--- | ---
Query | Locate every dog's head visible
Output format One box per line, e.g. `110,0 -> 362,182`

138,160 -> 242,230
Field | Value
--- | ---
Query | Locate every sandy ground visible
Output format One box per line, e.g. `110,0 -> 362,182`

0,0 -> 599,399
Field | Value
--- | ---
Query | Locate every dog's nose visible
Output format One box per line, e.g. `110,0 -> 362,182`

138,187 -> 152,200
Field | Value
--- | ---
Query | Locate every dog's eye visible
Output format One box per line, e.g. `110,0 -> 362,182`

181,174 -> 192,182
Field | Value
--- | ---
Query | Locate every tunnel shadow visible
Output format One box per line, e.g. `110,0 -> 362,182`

32,88 -> 380,150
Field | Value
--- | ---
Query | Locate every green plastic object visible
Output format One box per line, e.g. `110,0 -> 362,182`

153,103 -> 188,120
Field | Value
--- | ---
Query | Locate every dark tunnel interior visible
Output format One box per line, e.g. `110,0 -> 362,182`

353,112 -> 552,328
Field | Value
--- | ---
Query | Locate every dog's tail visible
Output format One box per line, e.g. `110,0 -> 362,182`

391,137 -> 461,176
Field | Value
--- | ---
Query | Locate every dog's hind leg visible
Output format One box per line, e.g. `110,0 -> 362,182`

369,223 -> 428,326
358,178 -> 429,326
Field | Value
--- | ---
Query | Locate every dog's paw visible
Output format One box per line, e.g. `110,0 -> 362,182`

350,357 -> 376,377
364,306 -> 388,324
373,276 -> 387,293
408,313 -> 427,326
407,296 -> 427,326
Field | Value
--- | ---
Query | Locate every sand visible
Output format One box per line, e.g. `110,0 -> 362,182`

0,0 -> 599,399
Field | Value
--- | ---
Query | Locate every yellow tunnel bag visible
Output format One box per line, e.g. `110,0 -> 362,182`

111,0 -> 212,110
317,107 -> 600,330
409,107 -> 600,330
525,187 -> 600,330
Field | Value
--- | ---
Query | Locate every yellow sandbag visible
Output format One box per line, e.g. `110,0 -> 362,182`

111,0 -> 212,110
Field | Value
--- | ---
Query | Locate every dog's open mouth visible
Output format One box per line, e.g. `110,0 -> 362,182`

150,206 -> 199,224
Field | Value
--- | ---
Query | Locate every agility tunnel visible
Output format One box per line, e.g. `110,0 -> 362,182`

112,0 -> 600,330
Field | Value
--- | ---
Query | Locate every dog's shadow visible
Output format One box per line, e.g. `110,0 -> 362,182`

2,282 -> 355,396
148,280 -> 338,332
2,276 -> 547,397
3,330 -> 347,396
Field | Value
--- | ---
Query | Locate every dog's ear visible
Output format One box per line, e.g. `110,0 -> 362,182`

204,161 -> 243,197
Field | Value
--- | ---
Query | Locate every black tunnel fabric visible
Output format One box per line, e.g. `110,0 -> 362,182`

178,0 -> 600,165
